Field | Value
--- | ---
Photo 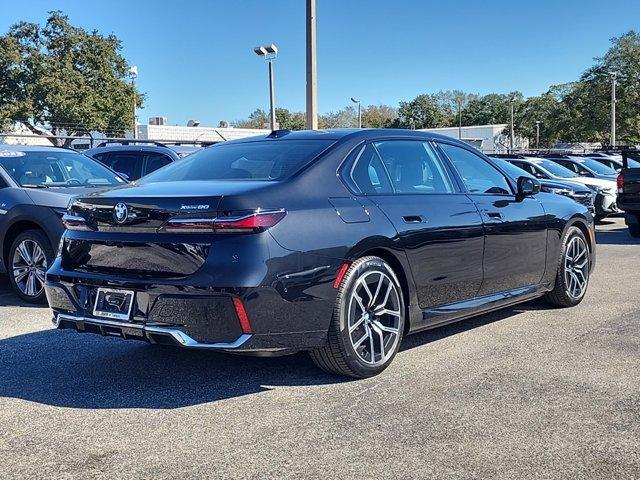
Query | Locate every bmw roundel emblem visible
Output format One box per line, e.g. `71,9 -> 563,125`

114,202 -> 129,224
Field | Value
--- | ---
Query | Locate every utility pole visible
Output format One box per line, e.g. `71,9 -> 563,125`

535,120 -> 541,148
457,98 -> 463,140
306,0 -> 318,130
509,97 -> 515,151
129,66 -> 138,139
610,72 -> 617,147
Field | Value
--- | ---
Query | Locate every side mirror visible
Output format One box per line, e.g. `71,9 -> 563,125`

517,176 -> 540,197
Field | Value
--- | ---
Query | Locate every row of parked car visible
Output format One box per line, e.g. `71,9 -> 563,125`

0,140 -> 630,305
489,152 -> 635,221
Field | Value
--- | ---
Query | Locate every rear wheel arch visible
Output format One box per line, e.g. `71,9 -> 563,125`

356,247 -> 413,334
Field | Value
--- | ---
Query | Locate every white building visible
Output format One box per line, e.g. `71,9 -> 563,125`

419,124 -> 529,153
0,122 -> 55,146
137,124 -> 269,143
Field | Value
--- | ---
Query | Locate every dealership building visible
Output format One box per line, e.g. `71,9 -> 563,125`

419,124 -> 529,153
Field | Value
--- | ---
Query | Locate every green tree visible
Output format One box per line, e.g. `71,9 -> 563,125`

0,11 -> 141,144
395,94 -> 447,129
361,104 -> 397,128
461,92 -> 524,127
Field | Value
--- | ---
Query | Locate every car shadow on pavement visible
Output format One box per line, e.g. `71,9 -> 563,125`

0,301 -> 538,410
0,275 -> 48,308
595,226 -> 640,245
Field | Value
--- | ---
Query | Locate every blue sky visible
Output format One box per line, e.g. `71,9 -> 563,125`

2,0 -> 640,126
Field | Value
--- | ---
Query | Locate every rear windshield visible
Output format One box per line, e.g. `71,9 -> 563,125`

141,140 -> 334,183
0,150 -> 125,188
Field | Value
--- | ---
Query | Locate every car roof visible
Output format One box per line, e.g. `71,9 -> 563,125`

84,144 -> 177,154
221,128 -> 461,145
0,144 -> 79,153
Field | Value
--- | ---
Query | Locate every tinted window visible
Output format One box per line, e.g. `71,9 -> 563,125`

439,143 -> 511,195
375,140 -> 454,194
142,140 -> 334,183
533,159 -> 579,178
143,153 -> 173,176
495,159 -> 534,179
349,144 -> 393,194
0,150 -> 124,187
578,158 -> 617,175
104,153 -> 143,180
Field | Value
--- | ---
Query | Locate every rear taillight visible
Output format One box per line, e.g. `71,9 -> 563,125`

161,209 -> 286,234
617,173 -> 624,193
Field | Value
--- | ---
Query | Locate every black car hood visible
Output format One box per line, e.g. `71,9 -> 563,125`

24,186 -> 114,209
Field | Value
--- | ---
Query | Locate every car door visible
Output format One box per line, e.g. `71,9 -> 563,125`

348,140 -> 485,310
437,142 -> 548,296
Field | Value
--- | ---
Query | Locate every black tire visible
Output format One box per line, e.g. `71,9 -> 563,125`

629,224 -> 640,238
544,226 -> 590,308
7,229 -> 54,304
309,256 -> 406,378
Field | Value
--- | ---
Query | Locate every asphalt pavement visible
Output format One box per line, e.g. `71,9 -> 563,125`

0,217 -> 638,479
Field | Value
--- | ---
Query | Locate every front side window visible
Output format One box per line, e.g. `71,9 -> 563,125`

141,140 -> 334,183
374,140 -> 454,194
0,150 -> 124,188
439,143 -> 511,195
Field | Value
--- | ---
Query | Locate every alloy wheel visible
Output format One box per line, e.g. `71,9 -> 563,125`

12,239 -> 48,298
347,270 -> 402,366
563,235 -> 589,300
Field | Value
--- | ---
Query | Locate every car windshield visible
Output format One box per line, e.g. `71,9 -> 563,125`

575,157 -> 617,175
493,158 -> 534,179
531,159 -> 579,178
0,150 -> 125,188
141,140 -> 335,183
628,158 -> 640,168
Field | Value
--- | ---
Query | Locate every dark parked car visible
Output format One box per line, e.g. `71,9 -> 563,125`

0,145 -> 126,302
617,152 -> 640,238
490,157 -> 595,214
84,142 -> 181,181
46,130 -> 595,378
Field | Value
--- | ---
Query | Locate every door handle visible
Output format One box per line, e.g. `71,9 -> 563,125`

402,215 -> 426,223
486,211 -> 504,220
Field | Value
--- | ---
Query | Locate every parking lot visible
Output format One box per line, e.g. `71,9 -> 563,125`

0,217 -> 638,479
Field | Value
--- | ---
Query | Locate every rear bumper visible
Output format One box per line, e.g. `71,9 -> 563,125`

595,193 -> 621,216
55,313 -> 252,350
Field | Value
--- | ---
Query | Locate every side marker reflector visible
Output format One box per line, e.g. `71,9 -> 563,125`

232,297 -> 252,334
333,263 -> 351,289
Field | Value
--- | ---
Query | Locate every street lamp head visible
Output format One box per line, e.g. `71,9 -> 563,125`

350,97 -> 360,104
254,44 -> 278,59
129,65 -> 138,77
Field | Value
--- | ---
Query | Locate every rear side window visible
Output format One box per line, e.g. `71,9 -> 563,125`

141,140 -> 334,183
439,143 -> 512,195
349,145 -> 393,194
375,140 -> 454,194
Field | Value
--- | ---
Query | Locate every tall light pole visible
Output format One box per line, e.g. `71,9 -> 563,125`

609,72 -> 617,147
254,44 -> 278,131
535,120 -> 541,148
306,0 -> 318,129
457,98 -> 463,140
351,97 -> 361,128
129,65 -> 138,139
509,96 -> 516,152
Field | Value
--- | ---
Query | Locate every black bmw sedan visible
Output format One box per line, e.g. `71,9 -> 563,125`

46,130 -> 595,378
